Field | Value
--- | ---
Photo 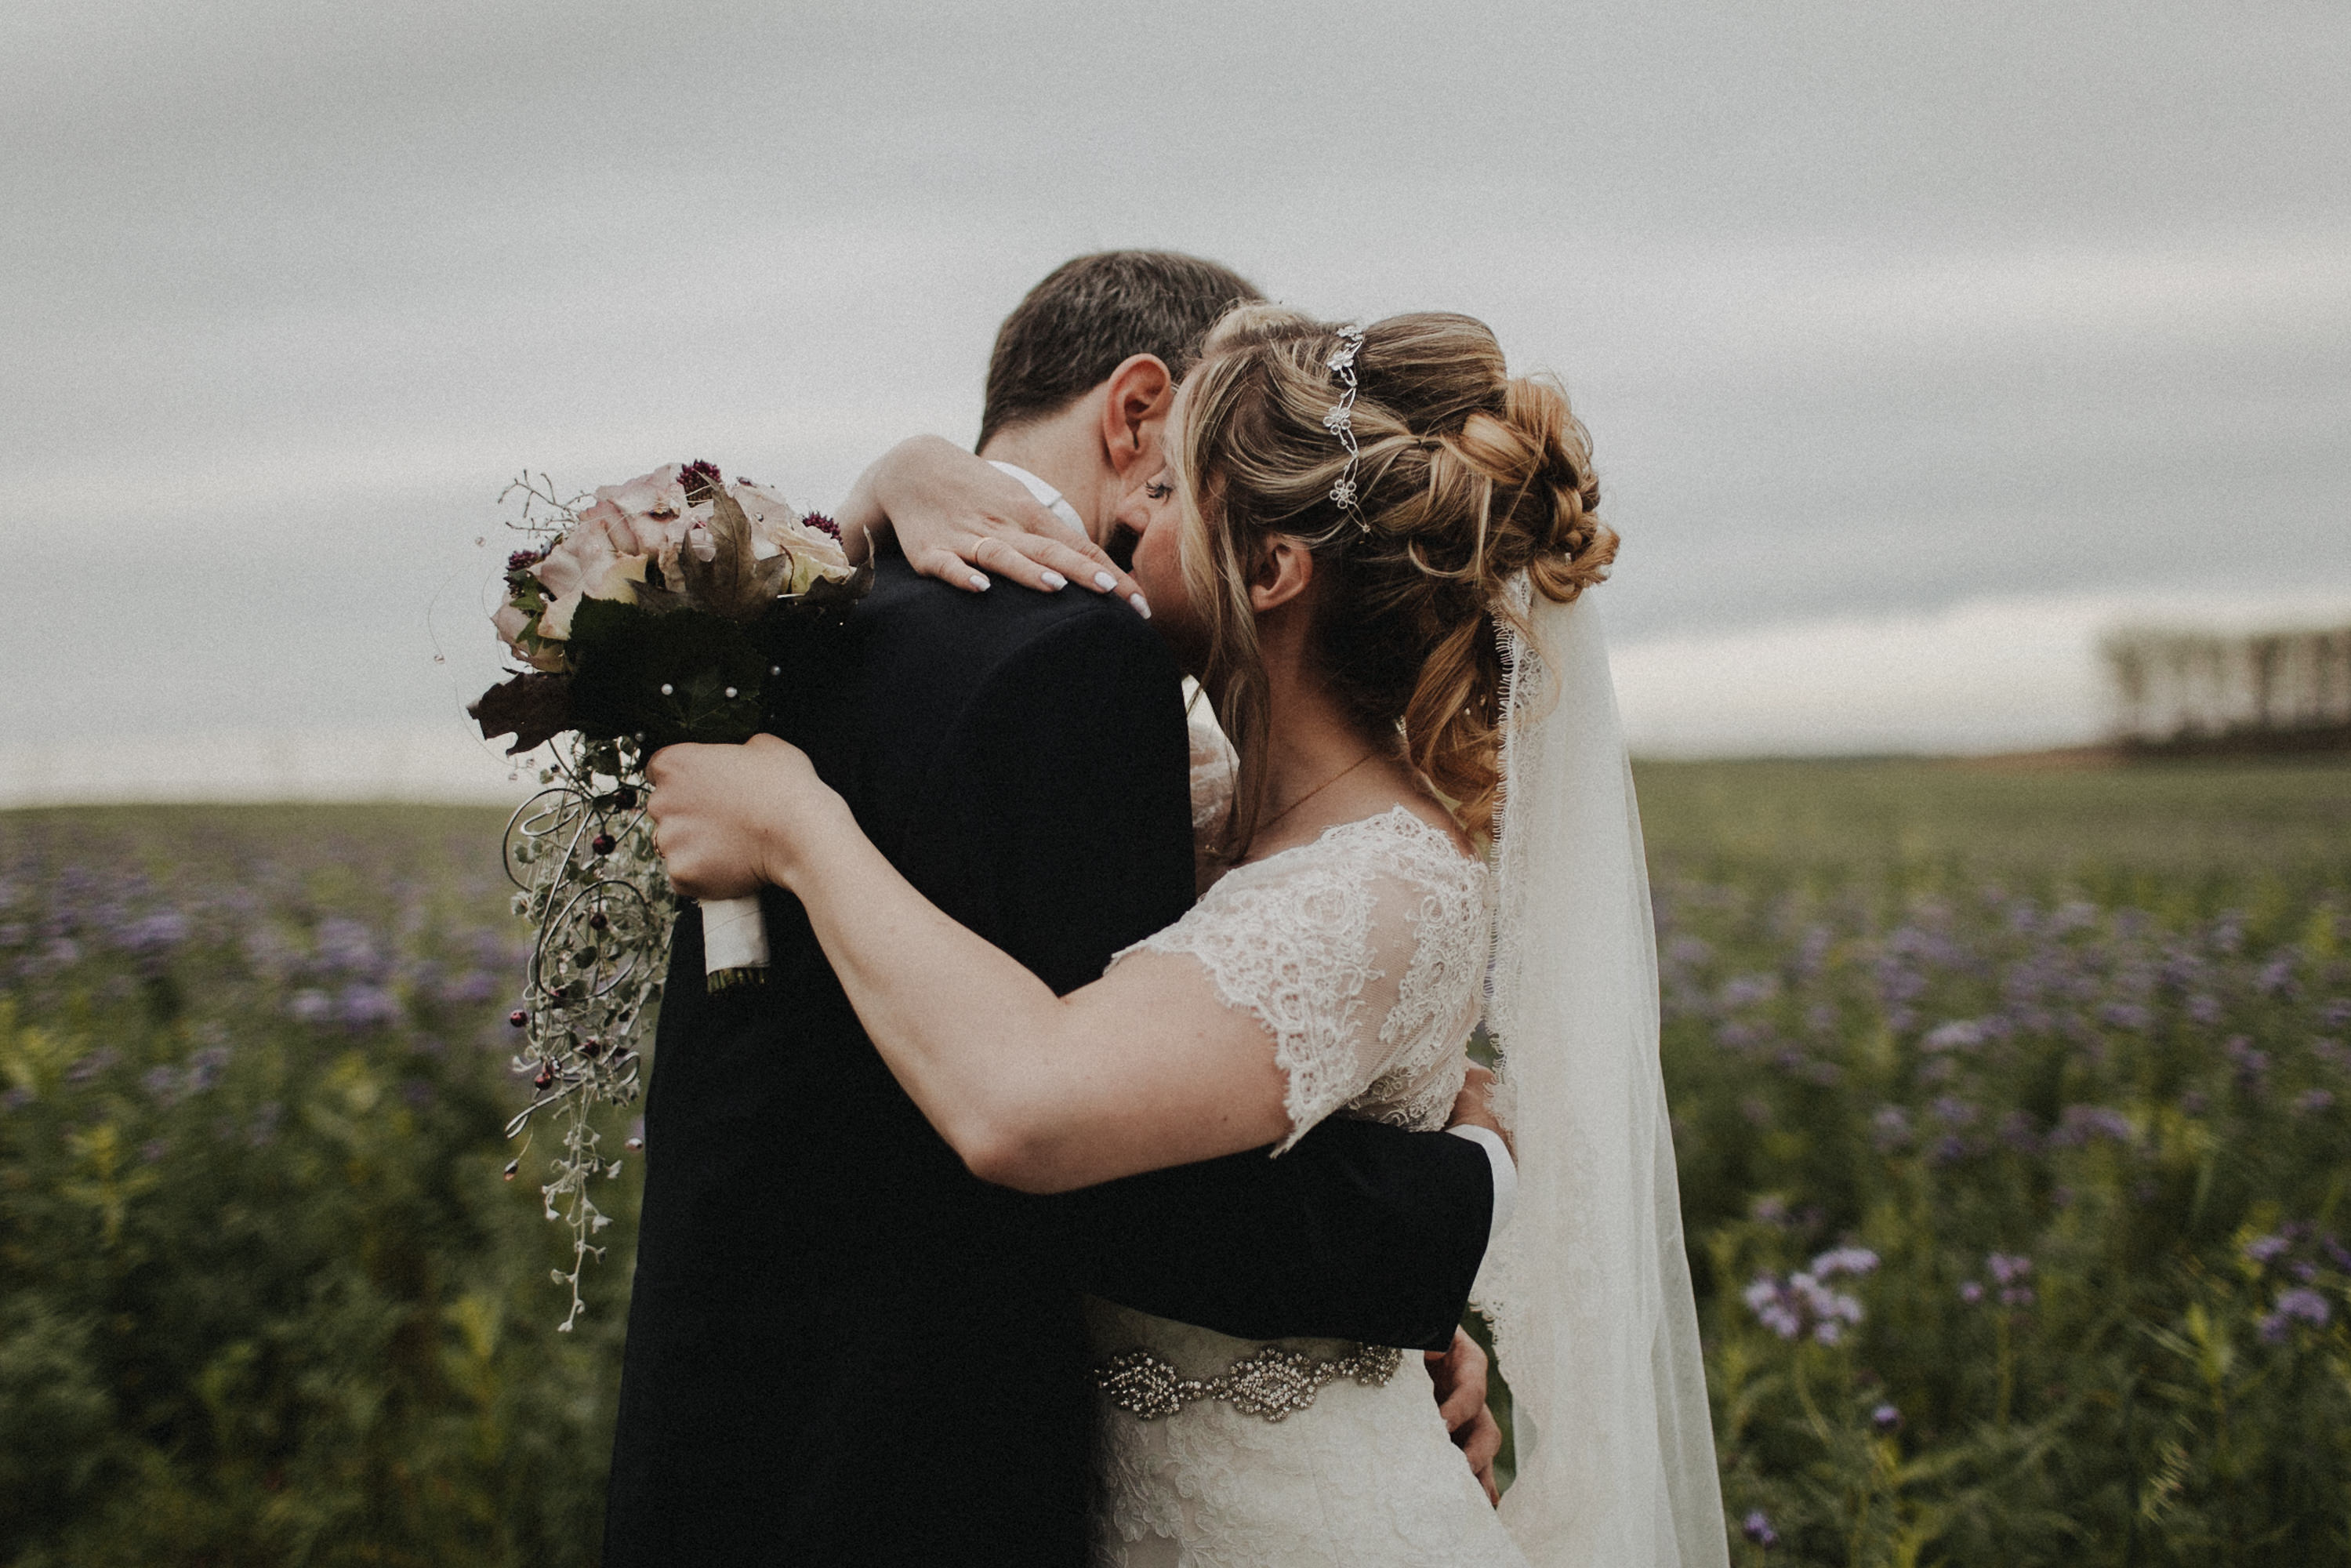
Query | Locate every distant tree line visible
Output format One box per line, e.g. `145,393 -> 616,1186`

2101,622 -> 2351,754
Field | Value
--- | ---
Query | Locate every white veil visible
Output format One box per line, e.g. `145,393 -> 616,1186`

1480,581 -> 1729,1566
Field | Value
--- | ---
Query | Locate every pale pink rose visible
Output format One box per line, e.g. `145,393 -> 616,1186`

729,479 -> 853,592
597,553 -> 650,602
532,513 -> 653,641
531,514 -> 621,605
492,599 -> 569,672
593,464 -> 688,523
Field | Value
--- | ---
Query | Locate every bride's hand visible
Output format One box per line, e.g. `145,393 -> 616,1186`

646,735 -> 847,900
836,435 -> 1148,612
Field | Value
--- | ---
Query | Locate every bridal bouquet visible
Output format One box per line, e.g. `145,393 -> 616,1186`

469,459 -> 867,1324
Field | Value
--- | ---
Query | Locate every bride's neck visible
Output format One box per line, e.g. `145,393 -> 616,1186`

1252,607 -> 1386,830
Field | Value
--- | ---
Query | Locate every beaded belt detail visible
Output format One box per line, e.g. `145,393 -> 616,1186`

1093,1342 -> 1405,1423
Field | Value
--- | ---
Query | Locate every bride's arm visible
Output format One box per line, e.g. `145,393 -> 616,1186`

837,435 -> 1148,609
648,735 -> 1292,1194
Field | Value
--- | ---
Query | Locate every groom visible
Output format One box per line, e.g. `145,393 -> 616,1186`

604,251 -> 1508,1565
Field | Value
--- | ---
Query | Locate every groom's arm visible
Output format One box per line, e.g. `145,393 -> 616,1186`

912,603 -> 1495,1354
1046,1119 -> 1497,1354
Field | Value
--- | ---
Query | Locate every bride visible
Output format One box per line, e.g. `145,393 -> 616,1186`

647,306 -> 1727,1566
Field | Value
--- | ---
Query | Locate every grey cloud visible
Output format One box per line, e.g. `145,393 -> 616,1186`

3,0 -> 2346,746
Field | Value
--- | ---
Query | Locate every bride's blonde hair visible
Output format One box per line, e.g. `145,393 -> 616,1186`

1175,306 -> 1615,857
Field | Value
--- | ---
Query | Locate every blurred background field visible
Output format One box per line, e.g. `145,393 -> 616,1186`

4,757 -> 2348,1566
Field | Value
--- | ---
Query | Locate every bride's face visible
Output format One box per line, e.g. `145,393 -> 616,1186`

1114,459 -> 1206,669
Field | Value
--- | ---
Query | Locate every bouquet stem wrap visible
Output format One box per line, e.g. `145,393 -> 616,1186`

700,894 -> 768,989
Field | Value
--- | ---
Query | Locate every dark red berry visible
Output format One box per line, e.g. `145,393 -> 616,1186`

612,786 -> 638,809
509,1009 -> 528,1028
588,911 -> 609,931
533,1065 -> 554,1090
583,1036 -> 604,1057
592,833 -> 616,855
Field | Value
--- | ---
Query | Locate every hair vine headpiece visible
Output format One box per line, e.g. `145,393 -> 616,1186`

1320,324 -> 1370,533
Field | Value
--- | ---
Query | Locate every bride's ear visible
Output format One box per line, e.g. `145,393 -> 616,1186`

1100,354 -> 1174,477
1248,535 -> 1315,615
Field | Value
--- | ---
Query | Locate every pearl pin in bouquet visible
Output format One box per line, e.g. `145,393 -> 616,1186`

469,460 -> 866,1323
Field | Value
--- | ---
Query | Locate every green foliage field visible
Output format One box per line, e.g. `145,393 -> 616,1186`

2,758 -> 2346,1565
1637,757 -> 2351,1565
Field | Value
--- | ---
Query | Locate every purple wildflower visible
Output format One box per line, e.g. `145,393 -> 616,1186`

2185,994 -> 2224,1026
1923,1018 -> 1989,1051
336,983 -> 400,1029
1870,1403 -> 1903,1432
1745,1269 -> 1865,1345
1742,1510 -> 1779,1547
1931,1096 -> 1979,1129
2296,1089 -> 2335,1114
2226,1036 -> 2269,1083
2244,1233 -> 2292,1266
186,1044 -> 229,1091
1812,1246 -> 1881,1279
2258,1288 -> 2331,1343
2054,1105 -> 2133,1146
1959,1281 -> 1985,1305
63,1047 -> 119,1084
1870,1105 -> 1914,1152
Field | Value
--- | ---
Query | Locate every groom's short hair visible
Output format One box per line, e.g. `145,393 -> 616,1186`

978,250 -> 1264,452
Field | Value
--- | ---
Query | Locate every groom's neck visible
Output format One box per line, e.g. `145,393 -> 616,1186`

978,415 -> 1112,542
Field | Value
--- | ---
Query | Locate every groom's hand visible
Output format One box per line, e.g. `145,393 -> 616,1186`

1428,1328 -> 1504,1507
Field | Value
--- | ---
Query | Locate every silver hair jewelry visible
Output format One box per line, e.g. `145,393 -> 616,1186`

1320,324 -> 1370,532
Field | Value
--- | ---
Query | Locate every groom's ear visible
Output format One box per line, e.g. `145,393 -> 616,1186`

1098,354 -> 1174,477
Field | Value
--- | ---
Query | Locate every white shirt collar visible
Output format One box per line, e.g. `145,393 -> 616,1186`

987,461 -> 1090,542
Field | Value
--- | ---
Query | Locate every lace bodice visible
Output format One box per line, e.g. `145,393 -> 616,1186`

1109,804 -> 1492,1152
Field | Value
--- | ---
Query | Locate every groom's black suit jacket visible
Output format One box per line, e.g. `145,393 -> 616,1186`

603,559 -> 1496,1566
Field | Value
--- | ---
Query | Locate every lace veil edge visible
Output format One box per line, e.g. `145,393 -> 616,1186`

1478,583 -> 1730,1566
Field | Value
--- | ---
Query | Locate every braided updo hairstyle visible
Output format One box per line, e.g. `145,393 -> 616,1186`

1175,306 -> 1615,856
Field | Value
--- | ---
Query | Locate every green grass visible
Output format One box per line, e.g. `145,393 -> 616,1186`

4,756 -> 2348,1566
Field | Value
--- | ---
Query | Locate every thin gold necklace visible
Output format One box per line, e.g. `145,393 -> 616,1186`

1262,750 -> 1378,833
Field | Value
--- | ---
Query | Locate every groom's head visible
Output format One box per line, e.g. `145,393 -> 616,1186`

976,250 -> 1262,546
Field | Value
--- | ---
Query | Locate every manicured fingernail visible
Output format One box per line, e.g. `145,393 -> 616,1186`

969,573 -> 991,590
1094,572 -> 1118,591
1130,593 -> 1151,619
1040,570 -> 1068,590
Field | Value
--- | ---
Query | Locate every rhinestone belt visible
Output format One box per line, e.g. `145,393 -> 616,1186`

1092,1341 -> 1405,1423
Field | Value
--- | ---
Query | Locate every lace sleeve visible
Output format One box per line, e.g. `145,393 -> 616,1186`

1110,811 -> 1489,1152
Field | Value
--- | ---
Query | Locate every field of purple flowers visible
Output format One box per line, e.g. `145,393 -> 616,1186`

1638,758 -> 2351,1566
0,805 -> 629,1567
3,758 -> 2347,1566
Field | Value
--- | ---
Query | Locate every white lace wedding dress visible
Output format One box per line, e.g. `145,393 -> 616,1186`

1084,719 -> 1527,1567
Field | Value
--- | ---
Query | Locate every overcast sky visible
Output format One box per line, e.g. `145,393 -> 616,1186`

5,0 -> 2346,785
